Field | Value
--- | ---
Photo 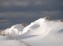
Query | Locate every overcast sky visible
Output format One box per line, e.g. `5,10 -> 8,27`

0,0 -> 63,29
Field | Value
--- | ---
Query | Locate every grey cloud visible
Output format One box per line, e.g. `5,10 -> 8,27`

0,0 -> 63,12
0,11 -> 63,19
0,0 -> 44,7
0,0 -> 62,6
0,20 -> 8,23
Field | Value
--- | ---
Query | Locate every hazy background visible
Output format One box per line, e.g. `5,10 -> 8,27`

0,0 -> 63,29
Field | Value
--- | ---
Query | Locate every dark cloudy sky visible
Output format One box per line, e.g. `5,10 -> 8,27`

0,0 -> 63,29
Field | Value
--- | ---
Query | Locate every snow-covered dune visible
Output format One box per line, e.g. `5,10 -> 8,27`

0,17 -> 63,46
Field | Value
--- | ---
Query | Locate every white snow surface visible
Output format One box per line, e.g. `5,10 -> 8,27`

0,17 -> 63,46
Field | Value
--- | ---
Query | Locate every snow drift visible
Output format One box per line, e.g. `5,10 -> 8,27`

0,17 -> 63,46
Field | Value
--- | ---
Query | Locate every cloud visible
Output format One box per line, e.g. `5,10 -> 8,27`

0,11 -> 63,19
0,0 -> 44,7
0,0 -> 62,14
0,20 -> 8,23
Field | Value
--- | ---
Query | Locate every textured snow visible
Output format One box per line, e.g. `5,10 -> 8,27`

0,17 -> 63,46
